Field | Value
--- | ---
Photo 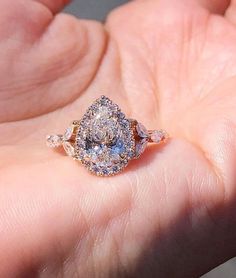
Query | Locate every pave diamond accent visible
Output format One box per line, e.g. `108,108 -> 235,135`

75,96 -> 135,176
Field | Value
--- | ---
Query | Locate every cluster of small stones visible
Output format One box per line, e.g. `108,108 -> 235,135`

74,96 -> 136,176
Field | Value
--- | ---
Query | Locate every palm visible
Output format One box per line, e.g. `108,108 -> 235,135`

1,0 -> 236,277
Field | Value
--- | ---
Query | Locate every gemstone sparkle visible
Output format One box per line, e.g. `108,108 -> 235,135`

135,138 -> 148,158
46,135 -> 63,148
75,96 -> 135,176
136,122 -> 149,138
63,141 -> 75,157
63,126 -> 74,141
150,130 -> 167,143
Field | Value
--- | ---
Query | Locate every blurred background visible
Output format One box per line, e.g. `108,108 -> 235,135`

64,1 -> 235,277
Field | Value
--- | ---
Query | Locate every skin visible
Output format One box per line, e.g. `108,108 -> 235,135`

0,0 -> 236,276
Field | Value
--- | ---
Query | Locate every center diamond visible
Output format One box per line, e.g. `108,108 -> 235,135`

75,96 -> 135,176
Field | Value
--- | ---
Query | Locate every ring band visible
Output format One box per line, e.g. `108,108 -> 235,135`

46,96 -> 169,176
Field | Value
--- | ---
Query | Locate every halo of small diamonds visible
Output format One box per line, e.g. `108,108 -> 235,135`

75,96 -> 135,176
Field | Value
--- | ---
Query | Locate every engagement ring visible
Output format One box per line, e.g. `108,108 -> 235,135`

46,96 -> 169,176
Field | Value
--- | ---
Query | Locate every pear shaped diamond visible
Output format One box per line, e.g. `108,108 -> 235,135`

75,96 -> 135,176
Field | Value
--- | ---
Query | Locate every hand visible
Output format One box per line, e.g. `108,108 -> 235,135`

1,0 -> 236,277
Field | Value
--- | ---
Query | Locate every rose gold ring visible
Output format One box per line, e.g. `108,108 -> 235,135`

46,96 -> 169,176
